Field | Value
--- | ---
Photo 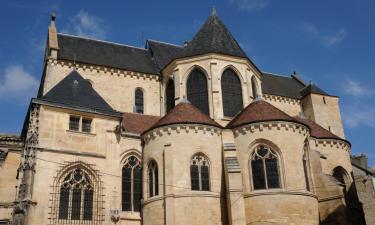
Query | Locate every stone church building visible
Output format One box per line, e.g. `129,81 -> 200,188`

0,9 -> 368,225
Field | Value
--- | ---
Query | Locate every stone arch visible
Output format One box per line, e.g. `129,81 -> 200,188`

190,152 -> 211,191
220,67 -> 244,117
185,66 -> 210,115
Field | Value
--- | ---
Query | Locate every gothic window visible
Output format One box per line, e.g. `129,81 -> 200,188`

148,160 -> 158,197
250,145 -> 281,190
251,76 -> 259,99
58,168 -> 94,221
303,142 -> 311,191
221,69 -> 243,117
122,156 -> 142,212
190,154 -> 210,191
166,79 -> 175,112
135,88 -> 144,114
186,69 -> 209,115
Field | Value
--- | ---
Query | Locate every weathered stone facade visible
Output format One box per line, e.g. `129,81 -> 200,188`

0,10 -> 369,225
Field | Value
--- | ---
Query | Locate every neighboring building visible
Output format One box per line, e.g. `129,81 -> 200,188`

0,134 -> 22,225
351,155 -> 375,225
0,9 -> 367,225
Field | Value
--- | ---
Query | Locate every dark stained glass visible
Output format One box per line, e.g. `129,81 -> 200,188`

122,167 -> 132,211
154,165 -> 159,196
166,79 -> 175,112
83,189 -> 93,220
133,167 -> 142,212
221,69 -> 243,117
135,89 -> 144,114
71,188 -> 81,220
58,188 -> 69,219
187,69 -> 209,115
201,165 -> 210,191
303,157 -> 310,191
190,164 -> 200,190
252,158 -> 266,190
265,157 -> 280,188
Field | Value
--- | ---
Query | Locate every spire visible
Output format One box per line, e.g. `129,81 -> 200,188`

48,12 -> 59,57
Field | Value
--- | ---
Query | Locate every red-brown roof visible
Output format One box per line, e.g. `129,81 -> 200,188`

144,102 -> 221,134
122,112 -> 160,134
227,100 -> 299,128
294,117 -> 342,140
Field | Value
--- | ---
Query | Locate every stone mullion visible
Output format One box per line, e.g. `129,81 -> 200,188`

263,158 -> 269,189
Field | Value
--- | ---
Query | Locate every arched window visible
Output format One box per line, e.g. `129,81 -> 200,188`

303,141 -> 311,191
122,156 -> 142,212
333,167 -> 349,188
251,76 -> 259,99
221,68 -> 243,117
148,160 -> 158,197
166,79 -> 175,112
135,88 -> 144,114
250,145 -> 280,190
186,69 -> 209,115
190,154 -> 210,191
58,168 -> 94,221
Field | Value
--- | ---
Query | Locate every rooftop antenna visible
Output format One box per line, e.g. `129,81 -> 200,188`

140,32 -> 144,47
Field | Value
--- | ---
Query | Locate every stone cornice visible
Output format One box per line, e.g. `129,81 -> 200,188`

244,190 -> 317,199
143,192 -> 223,206
47,58 -> 160,82
263,94 -> 300,105
233,121 -> 309,138
310,137 -> 350,151
143,124 -> 221,144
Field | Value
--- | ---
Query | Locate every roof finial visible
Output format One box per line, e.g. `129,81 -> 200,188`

50,12 -> 56,27
211,5 -> 217,16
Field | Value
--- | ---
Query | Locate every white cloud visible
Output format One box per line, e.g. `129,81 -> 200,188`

344,79 -> 373,97
229,0 -> 270,12
342,106 -> 375,128
0,65 -> 38,102
62,10 -> 106,39
303,22 -> 347,47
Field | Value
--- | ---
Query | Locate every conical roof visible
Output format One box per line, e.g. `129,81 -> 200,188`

227,100 -> 299,128
180,10 -> 247,59
143,102 -> 221,134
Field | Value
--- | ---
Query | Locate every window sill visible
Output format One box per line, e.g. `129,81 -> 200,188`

119,211 -> 141,220
66,130 -> 96,136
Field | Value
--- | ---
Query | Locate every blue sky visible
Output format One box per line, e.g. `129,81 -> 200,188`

0,0 -> 374,165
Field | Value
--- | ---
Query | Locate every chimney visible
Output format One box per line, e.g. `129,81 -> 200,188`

48,13 -> 59,58
351,154 -> 368,170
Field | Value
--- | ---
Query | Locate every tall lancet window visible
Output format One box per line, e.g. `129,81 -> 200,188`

148,160 -> 158,197
221,68 -> 243,117
190,153 -> 210,191
186,69 -> 209,115
58,168 -> 94,221
251,145 -> 281,190
251,76 -> 259,99
135,88 -> 144,114
303,141 -> 311,191
122,156 -> 142,212
166,79 -> 175,112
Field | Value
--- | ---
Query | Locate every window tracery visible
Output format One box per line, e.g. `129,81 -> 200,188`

148,160 -> 158,197
122,156 -> 142,212
221,69 -> 243,117
191,154 -> 210,191
186,69 -> 209,115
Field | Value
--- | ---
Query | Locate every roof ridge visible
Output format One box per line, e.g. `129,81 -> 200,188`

58,33 -> 148,51
147,39 -> 183,48
262,71 -> 292,79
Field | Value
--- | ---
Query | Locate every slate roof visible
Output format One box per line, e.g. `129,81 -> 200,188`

227,100 -> 299,128
261,72 -> 306,99
261,72 -> 331,99
39,71 -> 121,116
143,101 -> 221,134
179,10 -> 247,59
300,83 -> 330,97
147,40 -> 184,70
122,112 -> 160,134
57,34 -> 159,74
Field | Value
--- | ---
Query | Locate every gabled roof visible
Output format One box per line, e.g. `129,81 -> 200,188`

300,83 -> 330,97
227,100 -> 299,128
147,40 -> 184,70
122,112 -> 160,134
143,101 -> 221,134
40,70 -> 120,116
57,34 -> 159,74
179,10 -> 247,59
